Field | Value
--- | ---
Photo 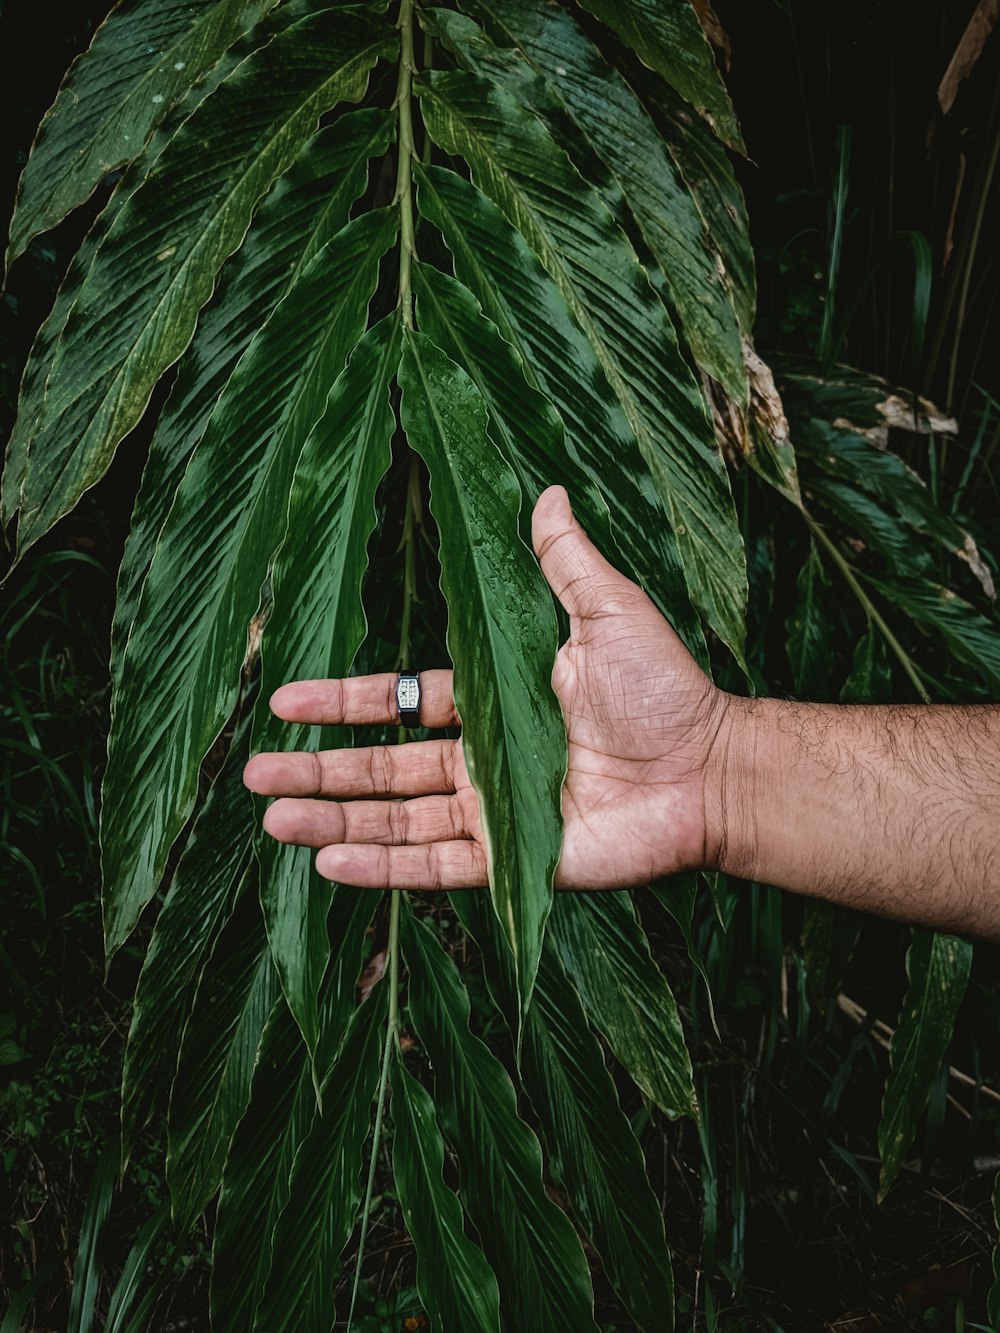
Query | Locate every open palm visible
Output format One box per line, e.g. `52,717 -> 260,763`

244,487 -> 728,890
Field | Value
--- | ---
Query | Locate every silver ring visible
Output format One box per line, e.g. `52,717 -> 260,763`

396,672 -> 421,728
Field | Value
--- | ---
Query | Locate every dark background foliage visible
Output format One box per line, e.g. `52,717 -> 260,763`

2,1 -> 998,1329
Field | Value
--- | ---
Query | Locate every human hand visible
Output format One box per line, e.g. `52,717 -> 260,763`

243,486 -> 731,890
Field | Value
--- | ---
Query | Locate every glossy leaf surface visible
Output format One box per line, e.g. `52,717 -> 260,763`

121,725 -> 255,1158
166,882 -> 279,1225
112,109 -> 394,669
878,930 -> 972,1197
403,909 -> 598,1333
10,6 -> 395,555
573,0 -> 744,151
418,72 -> 746,657
548,892 -> 696,1119
412,263 -> 606,546
634,68 -> 755,335
254,314 -> 400,1055
254,983 -> 387,1332
438,2 -> 746,400
868,573 -> 1000,694
399,331 -> 565,1015
391,1053 -> 502,1333
455,893 -> 675,1331
415,165 -> 705,662
211,893 -> 375,1333
101,210 -> 396,959
6,0 -> 279,265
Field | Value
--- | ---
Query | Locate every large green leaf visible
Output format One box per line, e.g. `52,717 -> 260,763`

455,893 -> 674,1331
547,892 -> 696,1119
785,543 -> 834,696
808,476 -> 933,578
6,0 -> 280,266
211,892 -> 376,1333
9,5 -> 395,556
1,0 -> 336,528
412,263 -> 606,548
121,722 -> 255,1160
574,0 -> 744,151
101,209 -> 397,959
797,414 -> 991,590
254,315 -> 400,1056
166,880 -> 279,1225
633,68 -> 755,335
414,165 -> 706,662
648,874 -> 720,1038
866,573 -> 1000,694
840,623 -> 893,703
877,930 -> 972,1197
434,3 -> 746,401
402,908 -> 598,1333
417,72 -> 746,658
253,982 -> 388,1333
112,109 -> 394,674
390,1054 -> 502,1333
398,331 -> 565,1016
524,954 -> 675,1331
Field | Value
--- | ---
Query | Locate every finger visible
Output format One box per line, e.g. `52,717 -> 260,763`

262,794 -> 471,848
269,670 -> 457,727
316,840 -> 488,890
532,484 -> 639,620
244,739 -> 458,799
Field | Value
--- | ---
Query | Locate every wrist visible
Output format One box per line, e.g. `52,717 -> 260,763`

701,693 -> 771,878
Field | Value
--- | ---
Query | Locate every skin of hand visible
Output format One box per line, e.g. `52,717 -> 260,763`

245,484 -> 1000,939
243,484 -> 731,892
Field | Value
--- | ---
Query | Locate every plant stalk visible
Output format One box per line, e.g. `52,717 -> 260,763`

394,0 -> 418,330
348,30 -> 421,1301
806,515 -> 931,704
346,893 -> 401,1333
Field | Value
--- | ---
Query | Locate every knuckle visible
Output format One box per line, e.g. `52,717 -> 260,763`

388,800 -> 408,845
368,746 -> 392,793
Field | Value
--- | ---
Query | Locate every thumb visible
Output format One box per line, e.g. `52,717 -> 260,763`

531,486 -> 636,620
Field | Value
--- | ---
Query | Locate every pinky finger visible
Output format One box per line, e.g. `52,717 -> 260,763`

316,840 -> 488,891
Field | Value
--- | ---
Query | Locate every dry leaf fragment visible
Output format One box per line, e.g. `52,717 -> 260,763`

690,0 -> 732,70
938,0 -> 1000,114
356,948 -> 386,1001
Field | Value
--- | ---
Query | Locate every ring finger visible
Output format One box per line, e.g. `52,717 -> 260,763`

262,793 -> 474,848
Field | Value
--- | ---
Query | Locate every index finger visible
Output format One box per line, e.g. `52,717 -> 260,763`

269,670 -> 458,728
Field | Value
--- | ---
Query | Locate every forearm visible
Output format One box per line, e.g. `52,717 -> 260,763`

707,698 -> 1000,940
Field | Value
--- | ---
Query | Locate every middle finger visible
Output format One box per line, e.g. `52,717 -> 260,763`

244,738 -> 459,800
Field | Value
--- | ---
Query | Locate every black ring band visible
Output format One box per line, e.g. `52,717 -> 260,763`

396,672 -> 421,728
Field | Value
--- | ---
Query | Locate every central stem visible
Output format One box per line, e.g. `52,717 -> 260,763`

347,21 -> 421,1313
394,0 -> 418,330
